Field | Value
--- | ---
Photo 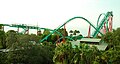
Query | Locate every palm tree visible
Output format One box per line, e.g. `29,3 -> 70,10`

76,30 -> 80,33
69,30 -> 81,40
73,30 -> 77,35
69,30 -> 73,37
69,30 -> 73,33
73,30 -> 80,35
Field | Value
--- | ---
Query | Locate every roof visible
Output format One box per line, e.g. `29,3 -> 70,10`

71,39 -> 108,50
93,42 -> 108,50
79,38 -> 101,42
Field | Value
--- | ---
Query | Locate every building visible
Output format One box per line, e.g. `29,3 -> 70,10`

71,38 -> 108,50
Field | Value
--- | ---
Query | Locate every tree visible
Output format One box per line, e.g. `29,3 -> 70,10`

0,24 -> 3,29
73,30 -> 80,36
70,30 -> 81,40
69,30 -> 73,37
42,29 -> 52,41
97,27 -> 120,64
43,29 -> 50,35
69,30 -> 73,34
18,34 -> 30,43
37,30 -> 42,36
112,28 -> 120,46
29,34 -> 40,43
53,42 -> 99,64
51,34 -> 57,43
58,28 -> 68,36
102,32 -> 114,48
7,41 -> 54,64
0,30 -> 6,48
0,52 -> 7,64
6,30 -> 17,48
102,27 -> 120,48
94,46 -> 120,64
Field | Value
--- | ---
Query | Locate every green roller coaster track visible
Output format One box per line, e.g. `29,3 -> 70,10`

40,11 -> 113,43
0,24 -> 64,37
0,24 -> 73,43
93,11 -> 113,37
0,11 -> 113,43
40,17 -> 102,43
97,13 -> 106,28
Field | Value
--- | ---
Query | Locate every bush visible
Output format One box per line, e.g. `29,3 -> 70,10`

53,42 -> 99,64
6,42 -> 54,64
0,52 -> 7,64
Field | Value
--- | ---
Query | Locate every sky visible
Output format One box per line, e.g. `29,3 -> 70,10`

0,0 -> 120,36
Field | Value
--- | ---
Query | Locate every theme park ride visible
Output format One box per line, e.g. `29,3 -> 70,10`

0,11 -> 113,43
40,11 -> 113,43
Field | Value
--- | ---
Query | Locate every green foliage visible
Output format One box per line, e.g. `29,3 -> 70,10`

29,34 -> 40,43
0,26 -> 120,64
0,30 -> 56,63
43,29 -> 50,35
51,34 -> 58,43
53,42 -> 73,64
0,52 -> 7,64
0,30 -> 6,48
37,30 -> 42,36
70,30 -> 80,36
94,46 -> 120,64
58,28 -> 68,36
6,42 -> 54,64
6,30 -> 18,48
53,42 -> 99,64
113,28 -> 120,43
102,32 -> 114,48
69,30 -> 73,33
102,27 -> 120,48
69,30 -> 82,40
96,27 -> 120,64
0,24 -> 3,29
18,34 -> 30,43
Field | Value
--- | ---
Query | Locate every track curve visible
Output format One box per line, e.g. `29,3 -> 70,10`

40,16 -> 103,42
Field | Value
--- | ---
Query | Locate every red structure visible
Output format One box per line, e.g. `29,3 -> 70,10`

88,25 -> 91,38
108,16 -> 113,32
63,24 -> 66,43
103,22 -> 106,34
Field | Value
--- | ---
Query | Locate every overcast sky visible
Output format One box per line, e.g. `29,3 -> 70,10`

0,0 -> 120,35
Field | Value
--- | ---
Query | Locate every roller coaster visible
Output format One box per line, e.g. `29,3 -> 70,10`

0,11 -> 113,43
